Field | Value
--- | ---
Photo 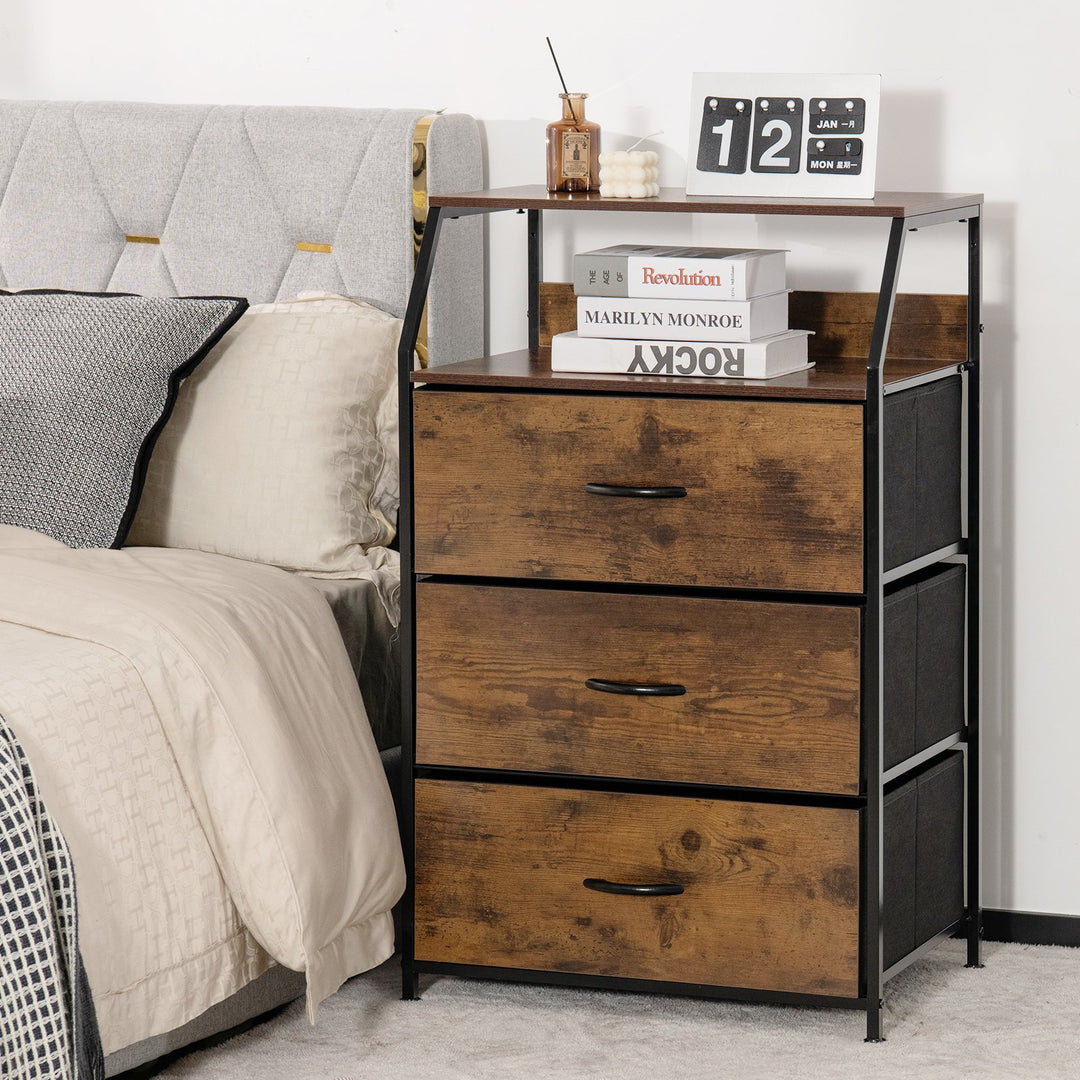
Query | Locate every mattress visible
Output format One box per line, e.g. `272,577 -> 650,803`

102,963 -> 305,1076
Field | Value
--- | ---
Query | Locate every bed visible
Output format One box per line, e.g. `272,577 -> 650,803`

0,100 -> 483,1076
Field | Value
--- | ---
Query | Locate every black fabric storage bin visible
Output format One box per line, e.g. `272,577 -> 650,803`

883,750 -> 965,969
884,375 -> 963,570
884,563 -> 966,770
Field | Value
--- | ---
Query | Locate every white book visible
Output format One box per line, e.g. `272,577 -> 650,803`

573,244 -> 787,300
550,330 -> 814,380
576,291 -> 789,342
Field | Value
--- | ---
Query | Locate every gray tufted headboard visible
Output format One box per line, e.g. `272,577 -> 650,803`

0,100 -> 483,366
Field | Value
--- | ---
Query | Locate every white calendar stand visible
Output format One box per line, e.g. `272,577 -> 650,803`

686,73 -> 880,199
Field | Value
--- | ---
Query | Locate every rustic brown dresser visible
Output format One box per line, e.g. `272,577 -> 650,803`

397,187 -> 983,1040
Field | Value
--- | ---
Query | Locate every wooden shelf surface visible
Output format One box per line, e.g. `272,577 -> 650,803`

430,186 -> 983,219
411,351 -> 963,402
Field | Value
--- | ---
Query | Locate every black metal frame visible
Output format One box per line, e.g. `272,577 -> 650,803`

397,193 -> 983,1038
397,202 -> 444,1001
857,205 -> 983,1039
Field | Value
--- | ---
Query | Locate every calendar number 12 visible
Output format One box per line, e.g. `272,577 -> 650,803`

697,96 -> 804,175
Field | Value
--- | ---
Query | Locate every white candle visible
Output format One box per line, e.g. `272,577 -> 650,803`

598,149 -> 660,198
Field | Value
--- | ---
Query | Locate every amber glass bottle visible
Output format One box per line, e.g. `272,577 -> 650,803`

546,93 -> 601,192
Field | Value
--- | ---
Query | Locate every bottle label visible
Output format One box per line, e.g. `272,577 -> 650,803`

560,131 -> 591,178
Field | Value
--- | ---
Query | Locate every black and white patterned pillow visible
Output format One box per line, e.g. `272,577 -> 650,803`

0,290 -> 247,548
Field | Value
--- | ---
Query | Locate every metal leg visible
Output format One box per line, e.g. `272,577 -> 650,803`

965,915 -> 984,969
965,213 -> 984,971
402,965 -> 420,1001
862,216 -> 907,1048
865,999 -> 885,1043
527,208 -> 543,353
397,205 -> 444,1010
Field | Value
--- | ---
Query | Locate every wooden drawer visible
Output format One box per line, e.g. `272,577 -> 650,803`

416,582 -> 861,794
414,780 -> 860,996
413,391 -> 864,593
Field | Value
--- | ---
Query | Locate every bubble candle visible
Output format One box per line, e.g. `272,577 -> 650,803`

598,149 -> 660,199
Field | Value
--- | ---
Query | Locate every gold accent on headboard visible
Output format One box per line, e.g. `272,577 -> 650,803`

411,115 -> 436,368
297,241 -> 333,254
125,234 -> 160,245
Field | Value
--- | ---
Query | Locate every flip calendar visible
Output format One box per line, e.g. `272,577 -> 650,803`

686,73 -> 880,199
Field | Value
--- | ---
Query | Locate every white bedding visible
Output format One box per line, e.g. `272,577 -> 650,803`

0,525 -> 405,1055
300,554 -> 401,752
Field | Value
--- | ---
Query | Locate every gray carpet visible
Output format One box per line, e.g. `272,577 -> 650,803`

154,941 -> 1079,1079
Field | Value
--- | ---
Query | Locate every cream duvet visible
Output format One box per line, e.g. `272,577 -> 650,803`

0,525 -> 405,1054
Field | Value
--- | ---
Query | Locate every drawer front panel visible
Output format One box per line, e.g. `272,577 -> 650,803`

413,391 -> 864,593
414,780 -> 860,996
416,582 -> 861,794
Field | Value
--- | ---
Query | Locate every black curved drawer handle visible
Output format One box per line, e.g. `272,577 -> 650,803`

583,878 -> 685,897
585,678 -> 686,697
585,483 -> 687,499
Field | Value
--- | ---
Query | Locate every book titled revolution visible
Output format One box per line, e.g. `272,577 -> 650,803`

573,244 -> 787,301
577,291 -> 788,343
550,330 -> 813,380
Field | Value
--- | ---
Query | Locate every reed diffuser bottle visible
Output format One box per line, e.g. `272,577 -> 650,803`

546,92 -> 601,192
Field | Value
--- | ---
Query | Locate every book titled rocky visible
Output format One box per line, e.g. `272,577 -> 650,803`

550,329 -> 813,379
573,244 -> 787,301
577,291 -> 788,342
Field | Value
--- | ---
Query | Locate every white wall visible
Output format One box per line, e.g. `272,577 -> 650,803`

4,0 -> 1078,917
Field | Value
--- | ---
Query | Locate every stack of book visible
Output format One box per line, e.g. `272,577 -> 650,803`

551,244 -> 814,379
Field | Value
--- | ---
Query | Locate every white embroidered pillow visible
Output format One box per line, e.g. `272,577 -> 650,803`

127,294 -> 401,571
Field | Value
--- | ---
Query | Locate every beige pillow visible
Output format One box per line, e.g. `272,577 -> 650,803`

127,293 -> 401,572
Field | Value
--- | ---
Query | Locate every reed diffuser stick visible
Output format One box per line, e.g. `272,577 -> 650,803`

545,36 -> 578,124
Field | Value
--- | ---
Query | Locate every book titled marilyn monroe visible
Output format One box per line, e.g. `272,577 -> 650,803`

550,329 -> 814,380
576,291 -> 789,343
